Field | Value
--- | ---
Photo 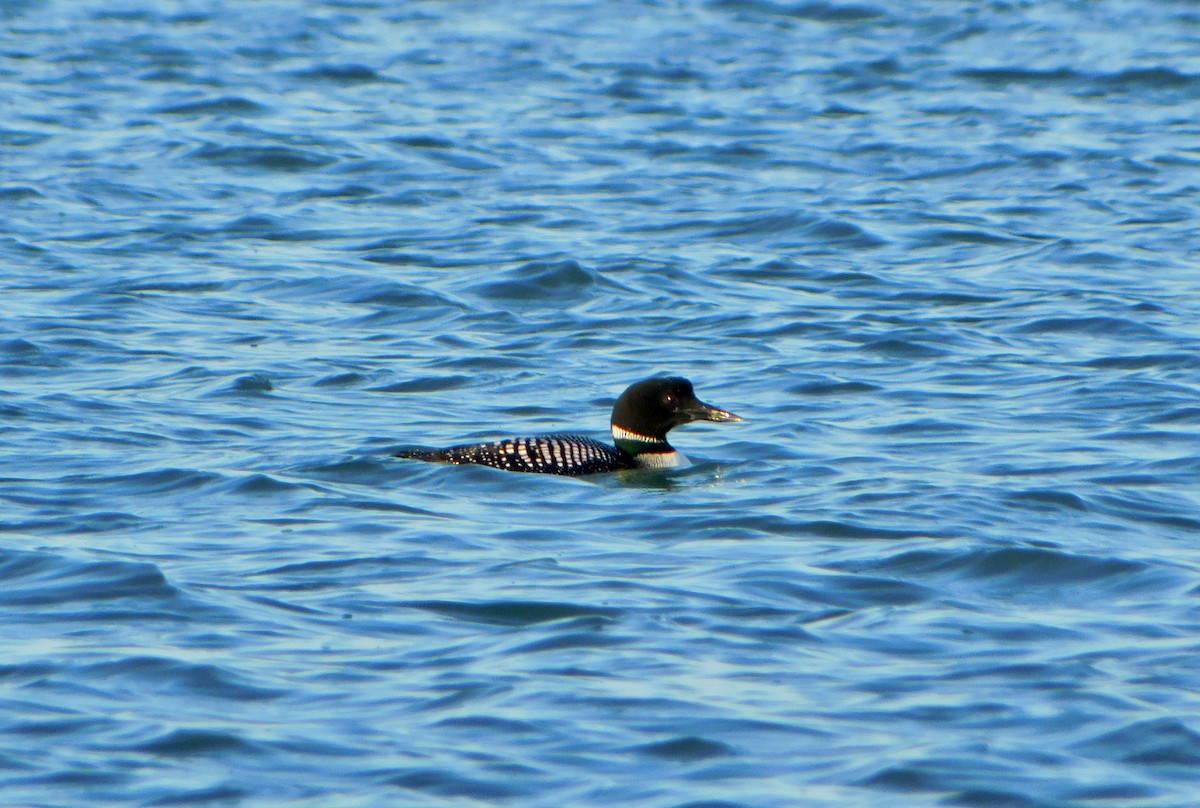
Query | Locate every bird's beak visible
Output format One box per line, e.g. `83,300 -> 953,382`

687,399 -> 744,423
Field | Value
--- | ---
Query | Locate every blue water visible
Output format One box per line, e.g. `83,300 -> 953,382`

3,1 -> 1200,805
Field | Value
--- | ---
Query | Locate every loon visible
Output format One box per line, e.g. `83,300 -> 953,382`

395,376 -> 742,476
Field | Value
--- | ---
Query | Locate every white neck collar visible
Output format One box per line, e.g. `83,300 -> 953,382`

611,424 -> 665,445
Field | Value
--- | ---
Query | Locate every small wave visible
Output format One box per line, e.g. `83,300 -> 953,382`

859,338 -> 949,358
289,64 -> 384,84
1097,67 -> 1200,92
279,183 -> 379,202
7,511 -> 151,535
292,456 -> 401,487
0,185 -> 43,200
914,227 -> 1027,246
627,735 -> 736,761
1092,492 -> 1200,533
400,599 -> 622,626
389,136 -> 499,170
100,278 -> 229,295
1004,488 -> 1089,512
391,134 -> 455,149
213,214 -> 334,241
741,573 -> 932,609
225,473 -> 306,495
187,143 -> 336,172
858,755 -> 1027,800
132,728 -> 264,758
959,65 -> 1200,98
1013,316 -> 1165,338
420,151 -> 499,172
347,281 -> 462,309
251,554 -> 445,584
361,243 -> 472,263
844,545 -> 1179,603
229,373 -> 274,393
905,159 -> 1016,182
144,784 -> 249,804
625,211 -> 885,248
1056,250 -> 1127,267
466,259 -> 595,303
789,380 -> 881,396
312,371 -> 370,388
83,468 -> 222,496
957,67 -> 1080,86
372,374 -> 471,393
0,337 -> 53,362
721,259 -> 885,287
819,102 -> 867,116
83,656 -> 286,702
155,96 -> 270,116
864,418 -> 972,436
1146,407 -> 1200,425
1075,717 -> 1200,766
510,630 -> 630,654
0,551 -> 176,608
384,768 -> 525,800
433,715 -> 540,735
800,519 -> 940,540
0,128 -> 51,147
709,0 -> 885,22
711,212 -> 884,248
886,291 -> 1003,306
1079,353 -> 1200,370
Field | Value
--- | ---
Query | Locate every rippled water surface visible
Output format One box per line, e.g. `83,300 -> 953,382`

3,1 -> 1200,805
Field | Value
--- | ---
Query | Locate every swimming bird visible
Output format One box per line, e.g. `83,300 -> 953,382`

395,376 -> 742,476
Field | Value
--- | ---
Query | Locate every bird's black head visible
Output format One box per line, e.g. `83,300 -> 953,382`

610,376 -> 742,448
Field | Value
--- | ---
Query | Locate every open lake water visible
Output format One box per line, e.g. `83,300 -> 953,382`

3,1 -> 1200,805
